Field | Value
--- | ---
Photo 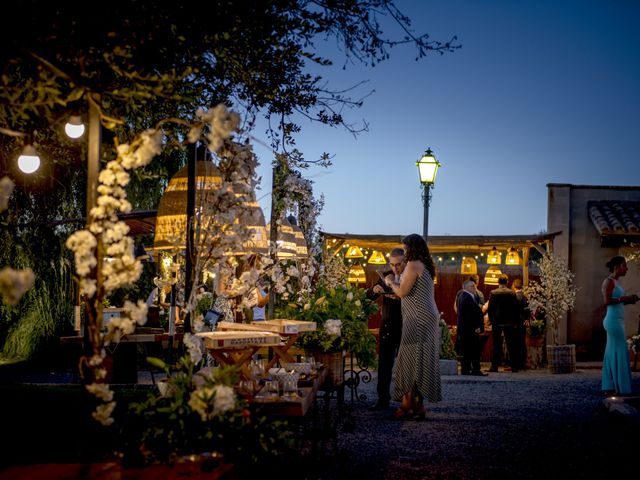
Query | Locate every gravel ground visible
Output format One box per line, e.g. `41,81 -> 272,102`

289,365 -> 640,480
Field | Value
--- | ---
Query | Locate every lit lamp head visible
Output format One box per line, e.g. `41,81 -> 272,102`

416,148 -> 441,185
17,144 -> 41,174
64,115 -> 86,139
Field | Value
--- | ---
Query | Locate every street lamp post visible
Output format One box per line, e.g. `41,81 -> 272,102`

416,148 -> 441,241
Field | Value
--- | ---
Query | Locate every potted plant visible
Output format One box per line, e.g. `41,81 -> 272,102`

439,318 -> 458,375
523,252 -> 578,373
276,283 -> 378,384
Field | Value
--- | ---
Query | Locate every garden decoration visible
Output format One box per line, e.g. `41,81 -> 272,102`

523,252 -> 578,373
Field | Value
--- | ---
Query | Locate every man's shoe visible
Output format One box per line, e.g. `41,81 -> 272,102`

370,401 -> 390,411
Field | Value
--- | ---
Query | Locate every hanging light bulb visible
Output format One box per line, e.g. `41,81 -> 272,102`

64,115 -> 86,139
17,145 -> 41,174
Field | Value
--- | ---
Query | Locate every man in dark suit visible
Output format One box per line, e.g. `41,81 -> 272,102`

456,279 -> 487,376
487,274 -> 521,372
366,247 -> 405,409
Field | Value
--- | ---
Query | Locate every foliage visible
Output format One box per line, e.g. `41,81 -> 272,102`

1,257 -> 73,360
277,283 -> 378,368
526,318 -> 546,338
119,355 -> 292,468
522,253 -> 578,346
439,318 -> 457,360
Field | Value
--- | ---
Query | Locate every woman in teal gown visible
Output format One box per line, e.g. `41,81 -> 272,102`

601,256 -> 638,395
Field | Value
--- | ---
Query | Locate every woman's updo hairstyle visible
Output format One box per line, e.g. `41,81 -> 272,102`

605,255 -> 626,273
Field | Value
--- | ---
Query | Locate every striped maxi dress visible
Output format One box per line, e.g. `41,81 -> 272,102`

393,271 -> 442,403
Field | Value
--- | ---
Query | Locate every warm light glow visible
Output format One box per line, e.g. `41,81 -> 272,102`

367,250 -> 387,265
505,247 -> 521,265
17,145 -> 41,174
486,247 -> 502,265
345,245 -> 364,258
416,148 -> 441,184
347,265 -> 367,284
461,256 -> 478,275
484,266 -> 503,285
64,116 -> 86,138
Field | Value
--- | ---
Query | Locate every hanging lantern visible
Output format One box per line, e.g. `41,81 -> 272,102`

267,217 -> 298,259
505,247 -> 521,265
367,250 -> 387,265
347,265 -> 367,284
286,215 -> 308,258
154,161 -> 268,254
484,266 -> 503,285
486,247 -> 502,265
345,245 -> 364,258
433,273 -> 437,285
460,256 -> 478,275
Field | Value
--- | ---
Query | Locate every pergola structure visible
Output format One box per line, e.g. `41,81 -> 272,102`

321,231 -> 561,286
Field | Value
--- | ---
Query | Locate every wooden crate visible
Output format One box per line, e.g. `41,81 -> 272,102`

196,331 -> 282,349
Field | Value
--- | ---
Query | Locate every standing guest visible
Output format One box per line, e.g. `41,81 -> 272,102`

601,256 -> 639,395
212,259 -> 237,323
487,274 -> 521,372
456,279 -> 487,376
511,278 -> 529,372
366,247 -> 405,410
385,234 -> 441,420
453,274 -> 485,314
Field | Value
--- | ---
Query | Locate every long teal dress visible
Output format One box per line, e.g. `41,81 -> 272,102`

601,281 -> 632,394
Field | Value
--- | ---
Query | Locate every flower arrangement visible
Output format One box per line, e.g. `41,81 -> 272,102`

522,252 -> 578,346
277,282 -> 378,368
526,317 -> 546,337
628,334 -> 640,355
119,338 -> 291,468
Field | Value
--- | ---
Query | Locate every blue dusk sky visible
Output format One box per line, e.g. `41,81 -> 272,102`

252,0 -> 640,237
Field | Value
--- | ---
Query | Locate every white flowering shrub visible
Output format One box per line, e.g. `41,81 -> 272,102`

523,253 -> 578,346
65,104 -> 260,426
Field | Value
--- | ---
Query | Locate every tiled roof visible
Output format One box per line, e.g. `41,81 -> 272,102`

588,201 -> 640,243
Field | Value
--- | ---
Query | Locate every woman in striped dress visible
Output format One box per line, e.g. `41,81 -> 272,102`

385,233 -> 442,419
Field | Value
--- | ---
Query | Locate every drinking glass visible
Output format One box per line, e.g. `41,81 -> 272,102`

265,380 -> 279,398
282,379 -> 297,399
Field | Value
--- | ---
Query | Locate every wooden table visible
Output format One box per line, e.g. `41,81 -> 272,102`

59,332 -> 183,383
196,331 -> 283,380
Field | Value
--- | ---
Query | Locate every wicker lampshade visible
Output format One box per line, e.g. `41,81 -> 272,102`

347,264 -> 367,284
486,247 -> 502,265
345,245 -> 364,258
154,161 -> 268,254
266,216 -> 298,259
505,247 -> 521,265
287,215 -> 308,258
460,256 -> 478,275
367,250 -> 387,265
484,266 -> 503,285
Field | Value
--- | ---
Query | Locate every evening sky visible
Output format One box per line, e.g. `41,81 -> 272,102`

253,0 -> 640,237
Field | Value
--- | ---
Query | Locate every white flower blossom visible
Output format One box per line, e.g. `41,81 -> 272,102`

184,333 -> 204,364
92,401 -> 116,426
85,383 -> 114,402
0,267 -> 35,306
325,319 -> 342,337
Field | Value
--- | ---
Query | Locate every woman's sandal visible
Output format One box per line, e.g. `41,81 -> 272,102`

392,407 -> 413,420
